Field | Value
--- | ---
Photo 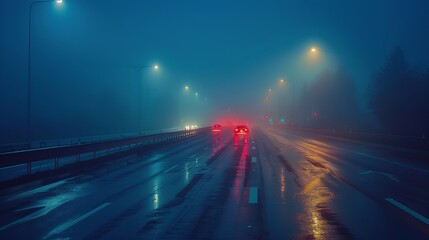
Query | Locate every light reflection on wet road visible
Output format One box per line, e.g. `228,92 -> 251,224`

0,127 -> 428,239
261,127 -> 429,239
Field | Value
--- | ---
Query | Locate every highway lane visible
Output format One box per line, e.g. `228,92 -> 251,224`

258,127 -> 429,239
1,126 -> 428,239
0,130 -> 224,239
0,129 -> 266,239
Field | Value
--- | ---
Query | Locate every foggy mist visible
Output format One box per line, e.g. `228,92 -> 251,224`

2,0 -> 429,145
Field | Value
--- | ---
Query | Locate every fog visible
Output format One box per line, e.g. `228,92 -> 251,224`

1,0 -> 429,146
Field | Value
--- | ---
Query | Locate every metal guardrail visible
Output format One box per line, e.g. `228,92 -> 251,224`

283,126 -> 429,151
0,127 -> 182,153
0,128 -> 206,177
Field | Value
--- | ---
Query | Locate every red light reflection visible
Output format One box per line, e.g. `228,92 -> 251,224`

211,131 -> 222,156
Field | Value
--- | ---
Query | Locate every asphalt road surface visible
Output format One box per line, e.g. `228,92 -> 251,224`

1,127 -> 428,239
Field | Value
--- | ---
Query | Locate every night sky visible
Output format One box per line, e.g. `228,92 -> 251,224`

1,0 -> 429,143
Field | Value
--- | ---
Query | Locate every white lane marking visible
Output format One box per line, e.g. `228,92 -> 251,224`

6,178 -> 73,201
349,151 -> 429,174
163,164 -> 178,173
43,202 -> 111,239
188,154 -> 197,159
248,187 -> 258,204
326,163 -> 339,171
385,198 -> 429,225
251,157 -> 257,163
0,164 -> 26,170
360,170 -> 399,182
252,146 -> 256,150
0,189 -> 82,232
149,154 -> 164,161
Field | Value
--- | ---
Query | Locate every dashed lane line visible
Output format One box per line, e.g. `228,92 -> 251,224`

249,187 -> 258,204
43,202 -> 112,239
385,198 -> 429,225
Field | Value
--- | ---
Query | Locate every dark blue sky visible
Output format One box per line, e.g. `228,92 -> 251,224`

1,0 -> 429,141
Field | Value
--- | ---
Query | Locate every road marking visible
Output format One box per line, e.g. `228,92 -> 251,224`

359,170 -> 399,182
0,164 -> 25,170
252,157 -> 257,163
188,154 -> 197,159
7,178 -> 73,200
1,188 -> 82,232
163,164 -> 178,173
149,154 -> 163,161
248,187 -> 258,204
252,146 -> 256,150
43,202 -> 112,239
385,198 -> 429,225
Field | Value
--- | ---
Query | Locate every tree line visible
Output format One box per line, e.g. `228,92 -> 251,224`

296,46 -> 429,136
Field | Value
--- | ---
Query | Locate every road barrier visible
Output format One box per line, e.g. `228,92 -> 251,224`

284,126 -> 429,151
0,128 -> 206,182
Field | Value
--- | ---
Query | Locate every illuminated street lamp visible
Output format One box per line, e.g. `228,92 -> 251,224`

308,46 -> 334,72
27,0 -> 63,147
277,78 -> 286,123
137,64 -> 159,134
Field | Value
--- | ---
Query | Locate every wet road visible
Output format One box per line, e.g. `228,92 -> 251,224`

0,127 -> 428,239
258,128 -> 429,239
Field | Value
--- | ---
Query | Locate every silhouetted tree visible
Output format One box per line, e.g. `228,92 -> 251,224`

368,46 -> 429,136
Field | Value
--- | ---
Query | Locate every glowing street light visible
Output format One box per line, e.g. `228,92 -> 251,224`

153,65 -> 159,71
308,46 -> 334,72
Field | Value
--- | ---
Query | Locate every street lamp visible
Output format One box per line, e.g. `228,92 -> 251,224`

286,79 -> 295,126
137,64 -> 159,135
309,46 -> 334,72
277,79 -> 286,124
27,0 -> 63,147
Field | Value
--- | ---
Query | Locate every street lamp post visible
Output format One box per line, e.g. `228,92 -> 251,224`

280,79 -> 295,125
290,80 -> 295,126
137,65 -> 159,135
27,0 -> 63,147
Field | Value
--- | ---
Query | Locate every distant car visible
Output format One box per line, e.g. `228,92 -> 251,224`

234,125 -> 249,135
212,124 -> 222,132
